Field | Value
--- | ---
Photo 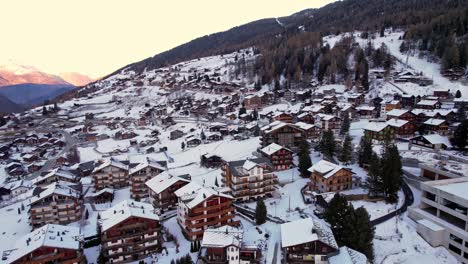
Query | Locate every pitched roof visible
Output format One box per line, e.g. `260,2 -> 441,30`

7,224 -> 80,263
423,118 -> 446,126
261,143 -> 291,156
201,225 -> 243,248
386,109 -> 409,117
30,182 -> 80,205
175,182 -> 233,209
145,171 -> 190,194
386,118 -> 408,128
100,200 -> 159,232
281,218 -> 338,249
308,160 -> 348,179
364,122 -> 388,132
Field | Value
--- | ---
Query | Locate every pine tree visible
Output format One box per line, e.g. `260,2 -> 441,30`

324,194 -> 353,242
298,138 -> 312,177
181,141 -> 185,150
340,135 -> 353,164
319,130 -> 336,158
381,145 -> 402,203
358,137 -> 373,167
340,114 -> 350,135
214,177 -> 219,187
455,90 -> 462,98
200,130 -> 206,141
255,199 -> 267,225
451,120 -> 468,150
457,104 -> 466,122
42,106 -> 48,116
346,207 -> 375,261
364,152 -> 384,197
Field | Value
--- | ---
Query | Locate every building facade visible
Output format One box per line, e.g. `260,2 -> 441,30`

222,158 -> 278,202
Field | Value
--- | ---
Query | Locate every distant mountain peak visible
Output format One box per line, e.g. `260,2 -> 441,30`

58,72 -> 95,87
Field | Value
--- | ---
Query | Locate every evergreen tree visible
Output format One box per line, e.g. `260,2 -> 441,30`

340,135 -> 353,164
97,252 -> 107,264
298,138 -> 312,177
255,199 -> 267,225
42,106 -> 48,116
274,79 -> 280,91
324,194 -> 353,242
357,137 -> 373,167
238,106 -> 247,118
200,130 -> 206,141
181,141 -> 185,150
451,120 -> 468,150
319,130 -> 336,158
364,152 -> 384,197
455,90 -> 462,98
381,145 -> 402,203
340,114 -> 350,135
214,177 -> 219,187
346,207 -> 375,261
457,104 -> 466,122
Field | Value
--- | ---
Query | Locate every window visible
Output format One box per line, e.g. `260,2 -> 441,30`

321,256 -> 327,261
449,244 -> 462,255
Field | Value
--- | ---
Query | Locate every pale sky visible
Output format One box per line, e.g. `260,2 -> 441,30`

0,0 -> 334,78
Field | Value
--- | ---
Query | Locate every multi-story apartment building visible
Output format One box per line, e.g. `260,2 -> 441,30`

309,160 -> 353,193
128,159 -> 166,201
260,143 -> 293,171
175,182 -> 239,240
386,118 -> 415,136
199,225 -> 261,264
7,224 -> 86,264
260,121 -> 305,151
409,178 -> 468,264
100,200 -> 161,263
222,158 -> 278,202
92,158 -> 129,190
29,182 -> 82,229
315,114 -> 342,134
363,122 -> 395,143
146,171 -> 190,212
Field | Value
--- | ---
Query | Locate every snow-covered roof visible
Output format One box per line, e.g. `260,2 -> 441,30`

129,158 -> 166,175
414,134 -> 452,147
316,113 -> 337,121
7,224 -> 80,263
100,200 -> 159,232
260,143 -> 291,156
433,181 -> 468,201
423,118 -> 446,126
329,246 -> 368,264
93,157 -> 128,173
88,188 -> 114,198
31,168 -> 77,185
201,225 -> 243,248
281,218 -> 338,249
295,121 -> 314,131
386,109 -> 409,117
364,122 -> 388,132
30,182 -> 80,205
308,160 -> 347,179
145,171 -> 190,194
386,118 -> 408,128
417,100 -> 439,106
175,182 -> 232,209
356,106 -> 375,111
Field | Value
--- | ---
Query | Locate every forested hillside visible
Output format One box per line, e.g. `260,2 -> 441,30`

113,0 -> 467,78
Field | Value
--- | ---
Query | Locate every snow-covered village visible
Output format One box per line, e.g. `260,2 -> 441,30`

1,1 -> 468,264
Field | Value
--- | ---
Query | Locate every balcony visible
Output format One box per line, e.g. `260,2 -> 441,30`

191,201 -> 232,214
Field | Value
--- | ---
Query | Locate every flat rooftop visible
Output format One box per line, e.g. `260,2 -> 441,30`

425,178 -> 468,201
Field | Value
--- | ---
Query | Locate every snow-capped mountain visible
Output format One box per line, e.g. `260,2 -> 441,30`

0,61 -> 70,86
